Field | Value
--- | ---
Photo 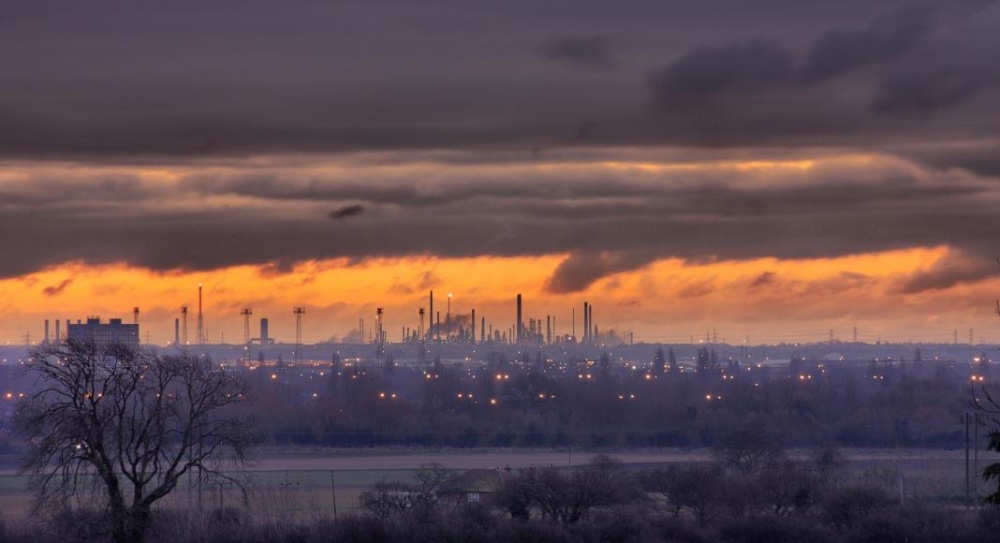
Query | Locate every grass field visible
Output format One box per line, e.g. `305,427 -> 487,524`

0,448 -> 993,521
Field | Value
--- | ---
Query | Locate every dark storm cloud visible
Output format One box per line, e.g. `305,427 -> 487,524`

329,204 -> 365,220
43,279 -> 73,297
546,251 -> 658,293
647,1 -> 1000,140
647,39 -> 795,104
750,272 -> 776,288
537,35 -> 616,70
896,255 -> 998,294
871,40 -> 1000,114
799,6 -> 934,83
894,141 -> 1000,176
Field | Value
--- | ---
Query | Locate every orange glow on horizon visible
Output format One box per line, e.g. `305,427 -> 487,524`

0,245 -> 996,345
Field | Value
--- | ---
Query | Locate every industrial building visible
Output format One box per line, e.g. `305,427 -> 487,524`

67,317 -> 140,349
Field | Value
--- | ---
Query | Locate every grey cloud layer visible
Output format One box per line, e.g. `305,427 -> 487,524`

1,1 -> 998,158
1,156 -> 997,292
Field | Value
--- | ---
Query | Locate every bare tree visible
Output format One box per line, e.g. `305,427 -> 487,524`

712,430 -> 786,476
14,341 -> 255,543
495,455 -> 631,524
974,385 -> 1000,505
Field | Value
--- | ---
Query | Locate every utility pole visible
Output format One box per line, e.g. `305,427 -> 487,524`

975,412 -> 980,503
966,412 -> 971,506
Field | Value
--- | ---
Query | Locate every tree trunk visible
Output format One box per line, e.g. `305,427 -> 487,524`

113,505 -> 151,543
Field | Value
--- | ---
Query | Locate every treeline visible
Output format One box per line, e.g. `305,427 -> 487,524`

7,445 -> 999,543
248,351 -> 973,448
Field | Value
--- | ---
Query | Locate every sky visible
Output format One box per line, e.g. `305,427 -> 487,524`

2,0 -> 1000,346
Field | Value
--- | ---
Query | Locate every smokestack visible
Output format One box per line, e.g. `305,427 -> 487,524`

197,284 -> 204,345
44,319 -> 50,345
260,318 -> 269,346
546,316 -> 551,344
471,308 -> 476,343
516,294 -> 523,344
55,320 -> 61,344
583,302 -> 589,343
429,290 -> 434,341
174,318 -> 180,345
419,307 -> 425,342
589,304 -> 594,343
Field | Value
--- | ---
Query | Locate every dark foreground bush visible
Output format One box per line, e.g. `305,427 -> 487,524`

570,506 -> 655,543
821,486 -> 893,528
648,517 -> 713,543
719,516 -> 836,543
493,519 -> 575,543
847,505 -> 972,543
312,514 -> 392,543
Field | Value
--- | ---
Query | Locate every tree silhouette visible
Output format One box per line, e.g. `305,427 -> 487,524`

977,384 -> 1000,505
14,341 -> 255,543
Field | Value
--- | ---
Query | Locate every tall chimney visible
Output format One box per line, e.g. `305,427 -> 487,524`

44,319 -> 50,345
429,290 -> 434,341
55,320 -> 61,344
419,307 -> 425,342
174,318 -> 180,345
516,294 -> 523,343
583,302 -> 589,343
587,304 -> 597,341
471,308 -> 476,343
546,316 -> 551,344
197,284 -> 204,345
260,318 -> 269,346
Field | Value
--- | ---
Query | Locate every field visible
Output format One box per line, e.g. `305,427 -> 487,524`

0,448 -> 994,522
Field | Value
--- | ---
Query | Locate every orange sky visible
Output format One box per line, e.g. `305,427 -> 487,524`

2,245 -> 997,346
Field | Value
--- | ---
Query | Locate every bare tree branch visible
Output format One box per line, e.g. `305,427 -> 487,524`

14,341 -> 255,543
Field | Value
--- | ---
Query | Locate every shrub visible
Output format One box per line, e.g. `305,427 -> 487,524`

848,505 -> 971,543
576,506 -> 654,543
313,514 -> 393,543
821,486 -> 892,528
720,516 -> 835,543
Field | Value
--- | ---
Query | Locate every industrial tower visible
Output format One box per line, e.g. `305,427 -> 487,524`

180,306 -> 188,346
196,284 -> 205,345
294,307 -> 305,363
241,307 -> 253,345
